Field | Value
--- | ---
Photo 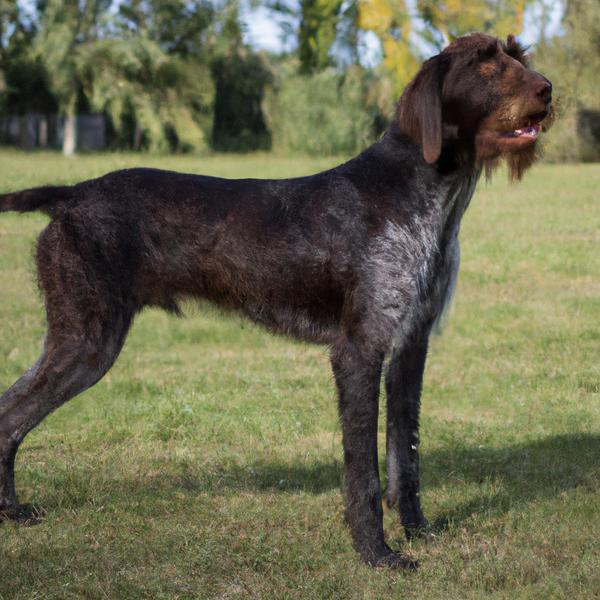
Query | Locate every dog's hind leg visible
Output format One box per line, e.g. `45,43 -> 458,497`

331,338 -> 416,569
385,335 -> 429,539
0,222 -> 134,521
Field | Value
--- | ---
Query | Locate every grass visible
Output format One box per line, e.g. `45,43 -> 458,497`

0,149 -> 599,599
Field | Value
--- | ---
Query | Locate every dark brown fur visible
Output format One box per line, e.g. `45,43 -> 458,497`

0,33 -> 552,568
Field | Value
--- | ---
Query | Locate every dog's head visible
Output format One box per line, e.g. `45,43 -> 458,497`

397,33 -> 553,179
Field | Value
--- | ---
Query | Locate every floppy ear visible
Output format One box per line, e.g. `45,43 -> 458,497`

397,56 -> 446,164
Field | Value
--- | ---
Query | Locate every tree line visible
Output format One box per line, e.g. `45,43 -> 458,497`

0,0 -> 597,160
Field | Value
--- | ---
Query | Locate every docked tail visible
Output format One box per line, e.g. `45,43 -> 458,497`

0,185 -> 76,217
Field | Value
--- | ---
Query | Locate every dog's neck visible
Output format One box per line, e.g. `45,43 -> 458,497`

380,123 -> 482,187
371,125 -> 483,239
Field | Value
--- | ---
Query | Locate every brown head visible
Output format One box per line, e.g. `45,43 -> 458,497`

397,33 -> 553,180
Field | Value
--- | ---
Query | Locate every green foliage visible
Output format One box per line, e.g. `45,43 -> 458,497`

0,0 -> 597,163
2,56 -> 56,115
298,0 -> 344,73
534,0 -> 600,162
359,0 -> 531,95
269,0 -> 350,74
35,0 -> 112,111
117,0 -> 214,58
76,37 -> 212,152
211,49 -> 273,152
265,63 -> 377,155
26,0 -> 215,153
417,0 -> 528,44
0,0 -> 35,64
0,0 -> 54,114
358,0 -> 420,94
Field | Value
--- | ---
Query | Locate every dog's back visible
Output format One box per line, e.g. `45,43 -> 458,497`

0,144 -> 438,344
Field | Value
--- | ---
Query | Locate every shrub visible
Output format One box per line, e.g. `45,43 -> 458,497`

534,0 -> 600,162
265,63 -> 379,156
211,50 -> 272,152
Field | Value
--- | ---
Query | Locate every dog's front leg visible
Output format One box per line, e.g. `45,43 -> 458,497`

385,335 -> 429,539
331,339 -> 415,569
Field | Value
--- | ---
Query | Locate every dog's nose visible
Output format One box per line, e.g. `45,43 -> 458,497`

537,78 -> 552,104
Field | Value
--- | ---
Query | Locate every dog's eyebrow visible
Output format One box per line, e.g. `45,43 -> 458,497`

478,40 -> 500,59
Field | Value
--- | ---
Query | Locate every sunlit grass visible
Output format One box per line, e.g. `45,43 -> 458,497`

0,150 -> 599,599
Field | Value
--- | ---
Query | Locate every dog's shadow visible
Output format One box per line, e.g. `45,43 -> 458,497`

170,432 -> 600,530
27,432 -> 600,531
420,432 -> 600,532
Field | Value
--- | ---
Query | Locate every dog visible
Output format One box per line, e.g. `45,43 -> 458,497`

0,33 -> 552,568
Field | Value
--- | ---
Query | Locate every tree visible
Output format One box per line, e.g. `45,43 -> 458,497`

417,0 -> 528,47
35,0 -> 112,155
534,0 -> 600,160
76,36 -> 211,152
0,1 -> 27,69
209,1 -> 273,151
117,0 -> 214,59
298,0 -> 344,73
357,0 -> 419,94
0,1 -> 56,146
32,0 -> 214,154
269,0 -> 347,73
358,0 -> 531,96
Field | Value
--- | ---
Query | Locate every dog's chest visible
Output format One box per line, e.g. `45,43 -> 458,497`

366,174 -> 478,348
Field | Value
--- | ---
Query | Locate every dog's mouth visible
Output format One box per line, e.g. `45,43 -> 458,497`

499,111 -> 548,140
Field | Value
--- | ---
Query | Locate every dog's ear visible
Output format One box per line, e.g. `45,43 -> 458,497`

397,55 -> 447,164
504,33 -> 530,66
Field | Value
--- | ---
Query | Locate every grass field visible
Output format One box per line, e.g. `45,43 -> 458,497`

0,150 -> 598,599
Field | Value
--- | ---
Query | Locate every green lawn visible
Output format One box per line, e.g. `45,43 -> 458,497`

0,150 -> 599,599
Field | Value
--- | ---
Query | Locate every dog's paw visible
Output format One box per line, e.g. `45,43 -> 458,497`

373,552 -> 419,571
404,520 -> 436,543
360,544 -> 419,570
0,503 -> 45,526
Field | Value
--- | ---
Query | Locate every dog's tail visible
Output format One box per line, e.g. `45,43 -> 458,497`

0,185 -> 76,217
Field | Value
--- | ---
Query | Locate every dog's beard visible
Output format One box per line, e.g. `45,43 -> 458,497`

476,130 -> 539,181
479,104 -> 554,181
505,145 -> 538,181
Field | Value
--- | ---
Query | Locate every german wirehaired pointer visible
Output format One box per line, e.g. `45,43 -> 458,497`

0,33 -> 552,568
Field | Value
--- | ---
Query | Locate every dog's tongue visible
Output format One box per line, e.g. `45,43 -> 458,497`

514,122 -> 541,138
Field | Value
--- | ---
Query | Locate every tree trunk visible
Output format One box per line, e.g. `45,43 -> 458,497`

133,122 -> 142,150
63,111 -> 76,156
18,115 -> 35,149
38,117 -> 48,148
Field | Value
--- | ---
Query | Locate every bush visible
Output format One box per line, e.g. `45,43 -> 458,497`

211,50 -> 272,152
264,63 -> 379,156
535,97 -> 582,164
577,109 -> 600,162
534,0 -> 600,162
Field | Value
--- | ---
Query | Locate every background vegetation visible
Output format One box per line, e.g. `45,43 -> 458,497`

1,0 -> 599,160
0,151 -> 598,598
